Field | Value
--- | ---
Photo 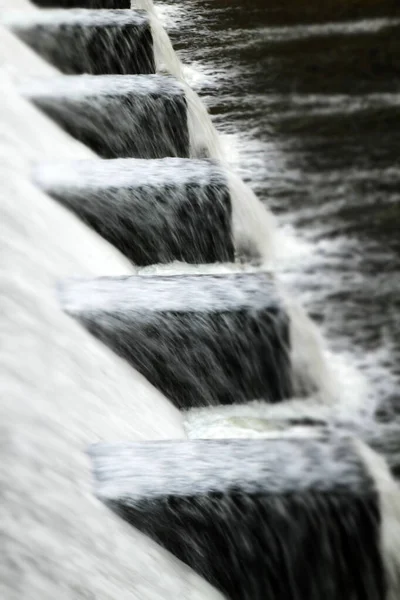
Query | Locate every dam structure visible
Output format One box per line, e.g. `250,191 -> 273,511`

1,1 -> 400,599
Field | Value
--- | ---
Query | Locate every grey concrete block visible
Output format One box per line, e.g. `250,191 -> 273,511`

59,271 -> 292,408
34,157 -> 235,265
5,9 -> 155,75
21,75 -> 190,159
89,436 -> 386,600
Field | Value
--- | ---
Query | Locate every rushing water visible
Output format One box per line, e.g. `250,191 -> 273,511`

2,3 -> 400,599
149,0 -> 400,431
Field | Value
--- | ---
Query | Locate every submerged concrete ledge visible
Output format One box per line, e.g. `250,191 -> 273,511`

34,157 -> 235,266
5,9 -> 156,75
58,270 -> 292,408
89,436 -> 389,600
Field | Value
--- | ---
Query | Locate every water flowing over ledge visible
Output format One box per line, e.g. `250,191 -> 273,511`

1,1 -> 400,599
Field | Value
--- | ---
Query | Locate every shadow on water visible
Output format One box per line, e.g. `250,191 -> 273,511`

161,0 -> 400,413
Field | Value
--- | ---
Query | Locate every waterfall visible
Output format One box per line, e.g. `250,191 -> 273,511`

1,2 -> 400,600
21,74 -> 191,158
149,10 -> 184,77
33,157 -> 281,265
89,436 -> 388,600
4,7 -> 184,77
58,268 -> 292,408
227,170 -> 277,263
4,8 -> 157,75
20,74 -> 225,159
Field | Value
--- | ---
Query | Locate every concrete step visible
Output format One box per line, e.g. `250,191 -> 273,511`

20,74 -> 191,159
58,270 -> 292,408
5,9 -> 155,75
34,157 -> 235,265
89,436 -> 387,600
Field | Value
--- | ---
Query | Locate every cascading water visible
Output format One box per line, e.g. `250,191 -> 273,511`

4,8 -> 157,75
90,436 -> 388,600
2,1 -> 400,599
21,73 -> 226,159
149,9 -> 184,77
4,7 -> 185,77
58,268 -> 292,408
20,74 -> 191,158
4,0 -> 398,470
33,157 -> 280,265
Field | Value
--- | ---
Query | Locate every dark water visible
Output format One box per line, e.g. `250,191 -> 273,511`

160,0 -> 400,415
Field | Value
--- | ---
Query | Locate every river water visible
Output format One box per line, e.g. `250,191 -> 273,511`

153,0 -> 400,427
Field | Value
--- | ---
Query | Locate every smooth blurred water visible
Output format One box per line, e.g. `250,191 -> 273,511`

157,0 -> 400,421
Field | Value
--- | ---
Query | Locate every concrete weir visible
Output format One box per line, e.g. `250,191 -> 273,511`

89,436 -> 389,600
34,157 -> 235,265
4,9 -> 156,75
3,1 -> 400,600
20,74 -> 221,159
58,270 -> 292,408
